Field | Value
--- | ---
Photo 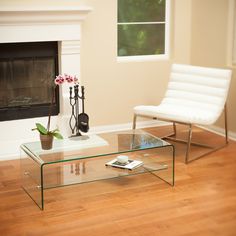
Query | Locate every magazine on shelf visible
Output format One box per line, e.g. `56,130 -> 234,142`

105,158 -> 143,170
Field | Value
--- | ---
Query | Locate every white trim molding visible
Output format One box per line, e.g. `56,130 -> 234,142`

0,7 -> 92,25
0,7 -> 92,44
198,125 -> 236,141
89,120 -> 169,134
61,40 -> 81,55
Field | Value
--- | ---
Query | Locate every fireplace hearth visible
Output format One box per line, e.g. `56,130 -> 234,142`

0,41 -> 59,121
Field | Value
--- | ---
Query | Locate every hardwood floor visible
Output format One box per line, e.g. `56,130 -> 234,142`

0,126 -> 236,236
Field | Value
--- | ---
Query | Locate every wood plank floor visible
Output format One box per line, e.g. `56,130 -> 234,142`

0,126 -> 236,236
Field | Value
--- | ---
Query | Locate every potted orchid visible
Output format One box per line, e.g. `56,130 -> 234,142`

32,74 -> 78,150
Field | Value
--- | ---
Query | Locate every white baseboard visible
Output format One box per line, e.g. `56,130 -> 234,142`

88,120 -> 169,134
198,125 -> 236,141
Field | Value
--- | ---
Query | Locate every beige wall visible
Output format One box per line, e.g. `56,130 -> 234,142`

191,0 -> 236,132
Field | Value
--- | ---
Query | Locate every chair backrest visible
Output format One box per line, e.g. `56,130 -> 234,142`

162,64 -> 232,122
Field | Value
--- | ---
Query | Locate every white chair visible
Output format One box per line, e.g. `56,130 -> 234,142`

133,64 -> 232,163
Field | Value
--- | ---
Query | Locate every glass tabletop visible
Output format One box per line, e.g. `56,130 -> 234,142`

21,130 -> 172,165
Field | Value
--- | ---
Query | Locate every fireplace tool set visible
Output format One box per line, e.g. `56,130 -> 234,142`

69,85 -> 89,136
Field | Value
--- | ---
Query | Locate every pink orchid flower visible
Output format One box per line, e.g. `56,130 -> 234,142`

54,74 -> 79,85
54,75 -> 65,85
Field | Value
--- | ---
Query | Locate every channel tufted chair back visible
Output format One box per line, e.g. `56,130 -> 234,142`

133,64 -> 232,163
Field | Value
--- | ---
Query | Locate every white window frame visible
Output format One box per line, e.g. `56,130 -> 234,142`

117,0 -> 170,62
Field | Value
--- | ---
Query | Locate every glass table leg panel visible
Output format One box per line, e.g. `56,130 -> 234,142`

20,149 -> 43,209
40,165 -> 45,210
133,145 -> 174,186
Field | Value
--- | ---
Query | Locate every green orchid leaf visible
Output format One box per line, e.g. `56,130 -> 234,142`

52,132 -> 63,139
51,128 -> 59,133
36,123 -> 48,135
33,123 -> 63,139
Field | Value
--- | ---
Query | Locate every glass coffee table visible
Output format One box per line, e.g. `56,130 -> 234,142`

20,130 -> 175,210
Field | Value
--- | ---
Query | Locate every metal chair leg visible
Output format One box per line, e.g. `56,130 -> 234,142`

132,114 -> 137,130
224,104 -> 228,144
173,122 -> 177,136
185,124 -> 193,164
132,104 -> 229,164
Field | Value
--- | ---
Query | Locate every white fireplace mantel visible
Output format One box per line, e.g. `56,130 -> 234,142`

0,6 -> 92,43
0,6 -> 92,25
0,5 -> 92,160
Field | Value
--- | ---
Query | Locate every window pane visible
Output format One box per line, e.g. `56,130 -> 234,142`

118,24 -> 165,56
118,0 -> 166,23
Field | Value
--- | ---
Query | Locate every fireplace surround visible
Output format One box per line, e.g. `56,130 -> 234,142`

0,5 -> 92,159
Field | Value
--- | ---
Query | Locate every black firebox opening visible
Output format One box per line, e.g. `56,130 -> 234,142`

0,41 -> 59,121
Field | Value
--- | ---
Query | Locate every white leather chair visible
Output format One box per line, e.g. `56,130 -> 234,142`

133,64 -> 232,163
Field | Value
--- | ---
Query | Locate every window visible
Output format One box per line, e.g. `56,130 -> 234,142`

117,0 -> 170,61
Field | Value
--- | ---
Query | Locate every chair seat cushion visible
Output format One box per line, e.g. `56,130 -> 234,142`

134,104 -> 220,125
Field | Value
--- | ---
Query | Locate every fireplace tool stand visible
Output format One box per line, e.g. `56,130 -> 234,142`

69,85 -> 89,137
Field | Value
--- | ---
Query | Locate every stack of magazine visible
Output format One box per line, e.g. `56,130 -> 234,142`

105,158 -> 143,170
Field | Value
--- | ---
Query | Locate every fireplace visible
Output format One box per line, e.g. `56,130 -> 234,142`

0,41 -> 59,121
0,4 -> 91,159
